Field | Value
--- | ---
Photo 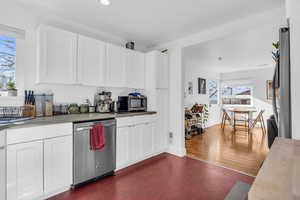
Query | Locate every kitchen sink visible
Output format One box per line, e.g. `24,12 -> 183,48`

0,117 -> 33,125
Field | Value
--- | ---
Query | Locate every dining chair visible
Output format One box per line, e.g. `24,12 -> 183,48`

221,109 -> 233,130
233,110 -> 251,135
250,110 -> 266,135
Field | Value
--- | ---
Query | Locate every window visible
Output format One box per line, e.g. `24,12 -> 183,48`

221,85 -> 253,105
0,35 -> 16,95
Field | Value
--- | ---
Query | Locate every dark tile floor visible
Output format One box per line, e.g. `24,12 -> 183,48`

49,153 -> 254,200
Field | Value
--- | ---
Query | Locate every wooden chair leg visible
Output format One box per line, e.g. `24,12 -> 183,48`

260,116 -> 266,135
221,113 -> 225,129
222,114 -> 226,130
247,113 -> 250,136
233,113 -> 236,134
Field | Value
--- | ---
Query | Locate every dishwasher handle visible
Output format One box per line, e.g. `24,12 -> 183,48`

75,122 -> 116,132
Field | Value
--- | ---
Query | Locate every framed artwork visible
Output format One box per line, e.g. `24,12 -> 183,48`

198,78 -> 206,94
266,80 -> 278,100
208,80 -> 218,104
188,81 -> 193,95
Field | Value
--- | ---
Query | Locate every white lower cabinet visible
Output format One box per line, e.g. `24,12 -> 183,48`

44,136 -> 73,196
7,141 -> 44,200
116,115 -> 161,170
6,123 -> 73,200
128,124 -> 143,162
142,122 -> 154,157
116,126 -> 130,168
0,147 -> 5,200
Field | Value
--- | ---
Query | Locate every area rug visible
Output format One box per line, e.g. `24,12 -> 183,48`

224,181 -> 251,200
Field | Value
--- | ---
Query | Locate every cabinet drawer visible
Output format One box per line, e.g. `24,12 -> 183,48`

0,130 -> 5,147
7,123 -> 72,145
117,114 -> 157,127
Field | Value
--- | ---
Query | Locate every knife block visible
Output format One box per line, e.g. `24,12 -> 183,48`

23,105 -> 36,118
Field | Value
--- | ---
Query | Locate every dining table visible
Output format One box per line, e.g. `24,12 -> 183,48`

226,107 -> 257,134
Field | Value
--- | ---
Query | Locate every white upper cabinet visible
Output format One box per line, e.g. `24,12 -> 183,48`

77,35 -> 106,86
156,53 -> 169,89
37,25 -> 146,88
145,51 -> 169,91
37,25 -> 77,84
106,43 -> 127,87
126,50 -> 145,89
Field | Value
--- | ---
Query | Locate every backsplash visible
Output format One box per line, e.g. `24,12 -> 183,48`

1,84 -> 146,106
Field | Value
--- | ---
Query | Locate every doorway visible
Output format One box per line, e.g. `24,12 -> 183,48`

181,24 -> 279,176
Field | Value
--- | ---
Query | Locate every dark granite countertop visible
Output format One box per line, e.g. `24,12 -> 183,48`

0,111 -> 157,130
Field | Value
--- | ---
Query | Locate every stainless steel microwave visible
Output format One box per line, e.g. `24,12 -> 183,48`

117,96 -> 147,112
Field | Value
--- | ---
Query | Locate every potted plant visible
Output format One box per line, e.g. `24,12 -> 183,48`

6,81 -> 17,96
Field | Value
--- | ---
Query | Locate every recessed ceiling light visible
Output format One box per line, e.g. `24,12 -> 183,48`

98,0 -> 111,6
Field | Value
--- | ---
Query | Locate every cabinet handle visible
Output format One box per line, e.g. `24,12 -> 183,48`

0,146 -> 5,150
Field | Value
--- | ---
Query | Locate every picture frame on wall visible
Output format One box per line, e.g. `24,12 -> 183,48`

208,80 -> 218,104
198,78 -> 206,94
188,81 -> 193,95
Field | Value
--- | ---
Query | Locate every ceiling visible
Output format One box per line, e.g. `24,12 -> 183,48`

14,0 -> 284,49
183,24 -> 281,73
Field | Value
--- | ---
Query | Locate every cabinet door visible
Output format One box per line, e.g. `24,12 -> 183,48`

7,141 -> 43,200
154,90 -> 169,153
0,148 -> 5,200
37,25 -> 77,84
142,122 -> 154,157
126,50 -> 145,89
106,44 -> 127,87
128,124 -> 143,162
77,35 -> 106,86
156,53 -> 169,89
44,136 -> 73,195
116,127 -> 130,169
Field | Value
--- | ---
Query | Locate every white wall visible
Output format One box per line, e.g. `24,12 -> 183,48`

167,47 -> 186,156
183,61 -> 221,127
221,67 -> 274,124
0,1 -> 137,106
286,0 -> 300,139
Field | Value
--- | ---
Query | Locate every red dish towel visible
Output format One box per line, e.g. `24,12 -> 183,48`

90,125 -> 106,150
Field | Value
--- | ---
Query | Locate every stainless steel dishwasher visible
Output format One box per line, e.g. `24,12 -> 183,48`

73,119 -> 116,188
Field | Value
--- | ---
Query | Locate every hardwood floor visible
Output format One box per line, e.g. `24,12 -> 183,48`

186,124 -> 269,176
49,153 -> 254,200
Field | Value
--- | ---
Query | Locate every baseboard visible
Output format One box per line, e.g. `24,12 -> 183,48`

116,149 -> 168,171
167,146 -> 186,157
41,186 -> 71,200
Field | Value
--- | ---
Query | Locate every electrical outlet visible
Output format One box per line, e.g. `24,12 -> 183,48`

169,132 -> 173,144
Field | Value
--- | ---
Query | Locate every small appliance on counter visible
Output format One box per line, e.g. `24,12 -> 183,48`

94,91 -> 115,113
117,93 -> 147,112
